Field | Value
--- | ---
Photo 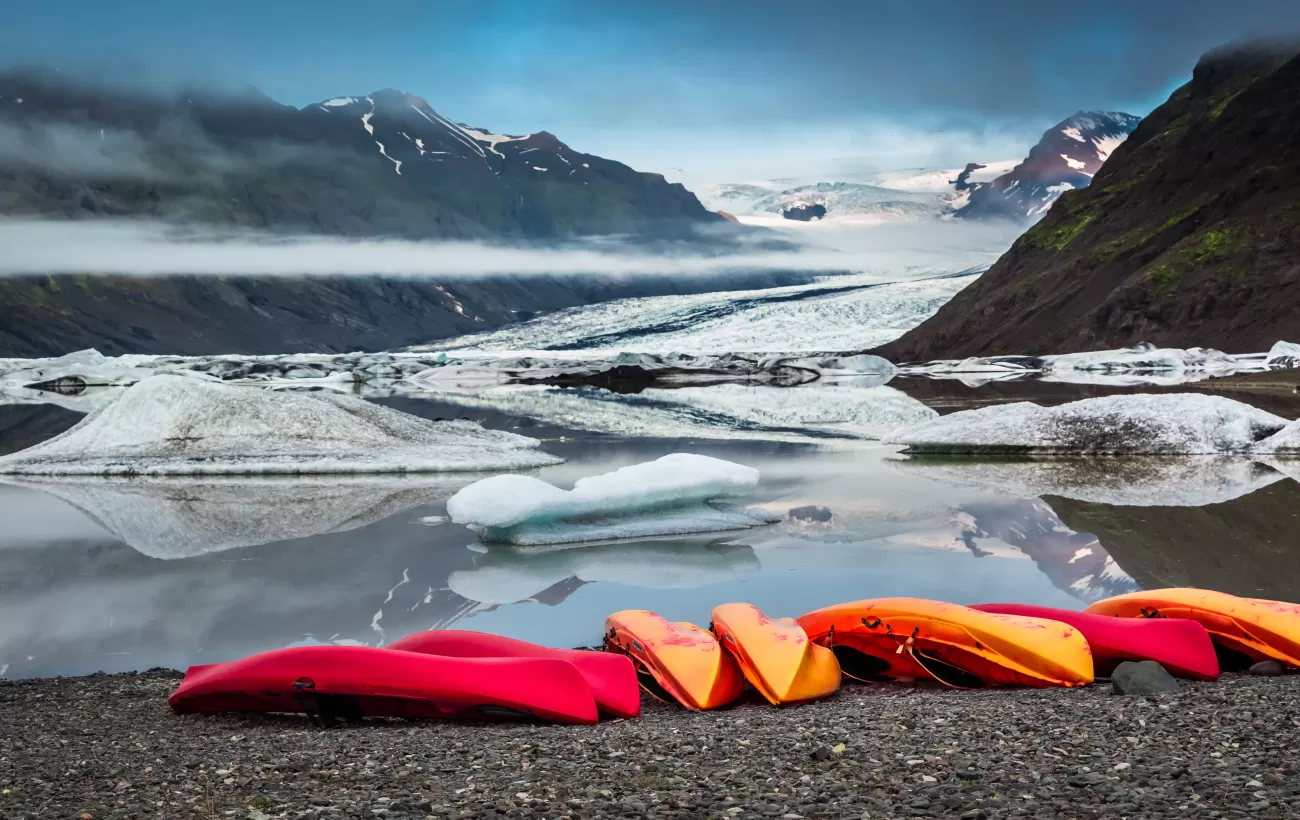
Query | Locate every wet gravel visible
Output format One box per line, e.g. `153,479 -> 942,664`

2,671 -> 1299,819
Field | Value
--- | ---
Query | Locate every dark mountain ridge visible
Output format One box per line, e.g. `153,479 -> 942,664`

0,72 -> 812,357
878,42 -> 1300,361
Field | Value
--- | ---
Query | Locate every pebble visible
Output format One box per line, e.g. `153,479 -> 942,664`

1,671 -> 1297,819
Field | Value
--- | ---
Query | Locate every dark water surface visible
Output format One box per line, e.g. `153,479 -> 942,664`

1,391 -> 1298,680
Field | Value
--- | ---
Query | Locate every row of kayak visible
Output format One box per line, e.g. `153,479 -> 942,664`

169,588 -> 1300,724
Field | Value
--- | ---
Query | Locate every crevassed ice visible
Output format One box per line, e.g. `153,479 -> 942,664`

446,453 -> 778,545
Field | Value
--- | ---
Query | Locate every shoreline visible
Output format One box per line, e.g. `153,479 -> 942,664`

3,671 -> 1297,819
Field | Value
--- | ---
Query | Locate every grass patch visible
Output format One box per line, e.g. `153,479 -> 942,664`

1139,223 -> 1247,297
1024,210 -> 1096,252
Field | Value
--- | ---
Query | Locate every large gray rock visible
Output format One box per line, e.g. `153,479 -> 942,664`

1112,661 -> 1180,695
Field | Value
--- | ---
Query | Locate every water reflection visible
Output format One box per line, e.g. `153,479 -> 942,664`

449,537 -> 761,605
1,474 -> 484,559
0,436 -> 1297,680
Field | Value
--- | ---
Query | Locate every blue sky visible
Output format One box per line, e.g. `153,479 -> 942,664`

7,1 -> 1300,182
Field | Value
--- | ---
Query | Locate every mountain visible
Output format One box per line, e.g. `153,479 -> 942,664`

877,42 -> 1300,362
954,111 -> 1141,221
0,73 -> 808,357
0,74 -> 722,239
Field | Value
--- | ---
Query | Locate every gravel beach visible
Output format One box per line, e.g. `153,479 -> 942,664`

2,671 -> 1298,820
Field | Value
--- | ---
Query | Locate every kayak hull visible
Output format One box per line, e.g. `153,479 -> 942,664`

1085,589 -> 1300,669
387,630 -> 640,719
797,597 -> 1094,688
972,603 -> 1219,680
169,646 -> 599,725
711,602 -> 840,705
605,610 -> 745,711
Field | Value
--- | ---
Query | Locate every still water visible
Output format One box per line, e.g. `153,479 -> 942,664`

1,387 -> 1298,680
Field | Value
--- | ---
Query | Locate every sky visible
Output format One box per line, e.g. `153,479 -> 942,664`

6,1 -> 1300,184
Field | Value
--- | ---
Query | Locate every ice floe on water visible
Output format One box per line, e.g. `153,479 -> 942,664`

1254,418 -> 1300,455
898,341 -> 1300,387
885,394 -> 1288,455
0,375 -> 560,476
446,453 -> 778,545
404,383 -> 934,444
889,456 -> 1287,507
3,474 -> 478,559
448,537 -> 761,605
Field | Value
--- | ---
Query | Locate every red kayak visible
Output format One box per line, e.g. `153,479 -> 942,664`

387,630 -> 641,719
971,603 -> 1219,681
169,646 -> 599,725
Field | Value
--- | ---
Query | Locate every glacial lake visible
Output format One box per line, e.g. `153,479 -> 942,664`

2,381 -> 1299,680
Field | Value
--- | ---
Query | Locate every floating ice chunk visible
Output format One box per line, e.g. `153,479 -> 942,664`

1254,417 -> 1300,455
448,538 -> 760,604
890,456 -> 1286,506
1264,341 -> 1300,368
4,475 -> 478,558
1043,343 -> 1242,374
885,394 -> 1287,455
0,375 -> 561,476
446,453 -> 777,545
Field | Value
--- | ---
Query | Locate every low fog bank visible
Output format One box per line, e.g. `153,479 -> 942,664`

0,218 -> 1022,280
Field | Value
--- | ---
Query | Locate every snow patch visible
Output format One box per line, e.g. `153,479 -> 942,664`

457,125 -> 529,158
446,453 -> 777,545
1060,154 -> 1088,171
322,97 -> 357,107
1060,126 -> 1086,142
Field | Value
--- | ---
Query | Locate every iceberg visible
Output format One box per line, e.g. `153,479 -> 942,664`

1254,418 -> 1300,455
0,375 -> 561,476
448,537 -> 761,604
446,453 -> 778,545
3,474 -> 479,559
890,456 -> 1286,507
885,394 -> 1288,455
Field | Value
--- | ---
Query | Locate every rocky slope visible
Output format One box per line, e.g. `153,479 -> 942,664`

878,43 -> 1300,361
955,111 -> 1140,221
0,73 -> 801,357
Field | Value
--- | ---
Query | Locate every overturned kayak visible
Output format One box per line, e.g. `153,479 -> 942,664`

797,598 -> 1094,688
711,603 -> 840,705
169,646 -> 599,725
387,629 -> 640,719
972,603 -> 1219,680
604,610 -> 745,711
1086,589 -> 1300,669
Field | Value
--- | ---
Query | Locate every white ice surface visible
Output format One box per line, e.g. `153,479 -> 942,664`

1254,419 -> 1300,455
889,456 -> 1287,506
885,394 -> 1288,455
4,474 -> 476,558
0,375 -> 561,475
426,271 -> 982,355
446,453 -> 777,545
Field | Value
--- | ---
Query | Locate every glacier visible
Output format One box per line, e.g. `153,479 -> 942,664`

885,394 -> 1288,455
446,453 -> 778,545
0,375 -> 561,476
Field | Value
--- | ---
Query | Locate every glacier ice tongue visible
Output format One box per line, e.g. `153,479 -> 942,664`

884,393 -> 1288,455
446,453 -> 778,545
0,374 -> 561,476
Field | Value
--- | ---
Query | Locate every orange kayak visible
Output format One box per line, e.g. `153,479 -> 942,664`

711,603 -> 840,705
797,597 -> 1094,688
1086,589 -> 1300,669
604,610 -> 745,711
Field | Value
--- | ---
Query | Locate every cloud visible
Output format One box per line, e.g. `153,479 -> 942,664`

0,218 -> 1022,280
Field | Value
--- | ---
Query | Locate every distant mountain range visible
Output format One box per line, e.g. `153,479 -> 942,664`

954,111 -> 1142,221
0,73 -> 808,357
699,110 -> 1140,226
877,42 -> 1300,360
